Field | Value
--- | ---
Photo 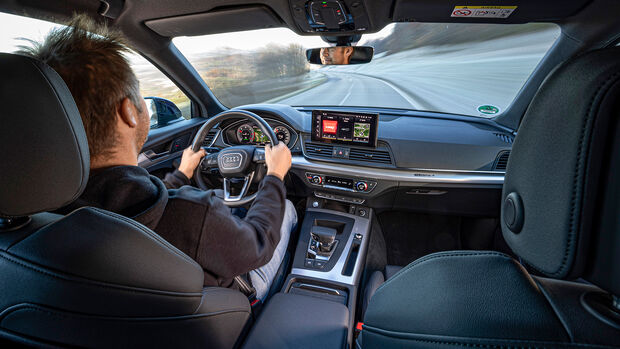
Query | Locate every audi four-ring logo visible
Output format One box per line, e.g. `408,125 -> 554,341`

220,153 -> 243,169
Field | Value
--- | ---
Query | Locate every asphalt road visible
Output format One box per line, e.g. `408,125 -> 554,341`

276,29 -> 560,117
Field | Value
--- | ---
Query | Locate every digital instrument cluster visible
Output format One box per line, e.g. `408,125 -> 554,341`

233,122 -> 292,146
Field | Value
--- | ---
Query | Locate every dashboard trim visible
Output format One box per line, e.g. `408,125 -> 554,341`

291,156 -> 505,185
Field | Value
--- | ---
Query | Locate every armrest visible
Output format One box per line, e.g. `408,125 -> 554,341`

243,293 -> 348,349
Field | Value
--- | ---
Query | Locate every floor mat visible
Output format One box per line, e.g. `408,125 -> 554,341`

378,211 -> 466,266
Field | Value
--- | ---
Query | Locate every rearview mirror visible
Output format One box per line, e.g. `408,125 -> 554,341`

306,46 -> 373,65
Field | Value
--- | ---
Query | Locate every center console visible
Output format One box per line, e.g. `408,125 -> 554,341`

243,200 -> 372,349
291,208 -> 370,285
244,110 -> 376,349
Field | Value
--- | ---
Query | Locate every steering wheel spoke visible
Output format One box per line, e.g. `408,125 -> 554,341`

223,171 -> 255,203
252,148 -> 266,164
200,153 -> 219,172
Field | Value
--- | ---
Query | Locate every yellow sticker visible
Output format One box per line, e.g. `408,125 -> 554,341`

451,6 -> 517,18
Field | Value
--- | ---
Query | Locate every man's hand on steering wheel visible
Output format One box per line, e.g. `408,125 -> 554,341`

265,143 -> 292,181
178,147 -> 206,179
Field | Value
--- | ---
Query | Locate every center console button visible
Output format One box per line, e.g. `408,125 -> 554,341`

304,259 -> 315,268
315,260 -> 326,269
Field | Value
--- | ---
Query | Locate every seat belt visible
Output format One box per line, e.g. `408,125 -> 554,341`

234,275 -> 257,302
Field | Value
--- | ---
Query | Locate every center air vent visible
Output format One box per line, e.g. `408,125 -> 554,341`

349,148 -> 392,164
494,151 -> 510,171
305,143 -> 334,159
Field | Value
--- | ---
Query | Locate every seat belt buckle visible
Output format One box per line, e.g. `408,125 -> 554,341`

355,322 -> 364,334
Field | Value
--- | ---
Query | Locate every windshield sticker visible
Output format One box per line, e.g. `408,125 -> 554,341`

478,105 -> 500,115
451,6 -> 517,18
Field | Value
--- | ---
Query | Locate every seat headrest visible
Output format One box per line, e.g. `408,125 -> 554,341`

0,53 -> 89,217
501,47 -> 620,295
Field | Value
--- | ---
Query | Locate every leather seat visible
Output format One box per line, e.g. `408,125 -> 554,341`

361,265 -> 401,319
0,53 -> 251,348
361,46 -> 620,347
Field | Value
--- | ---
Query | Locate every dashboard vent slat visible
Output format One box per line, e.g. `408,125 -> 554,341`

203,130 -> 219,146
305,143 -> 333,159
349,148 -> 392,164
494,151 -> 510,171
494,133 -> 514,144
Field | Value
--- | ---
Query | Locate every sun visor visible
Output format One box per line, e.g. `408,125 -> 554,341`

392,0 -> 592,23
145,5 -> 284,37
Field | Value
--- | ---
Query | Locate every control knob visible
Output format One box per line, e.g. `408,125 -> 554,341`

312,175 -> 323,185
355,181 -> 368,191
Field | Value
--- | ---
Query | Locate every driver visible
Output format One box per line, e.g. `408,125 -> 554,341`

19,15 -> 297,302
320,46 -> 354,65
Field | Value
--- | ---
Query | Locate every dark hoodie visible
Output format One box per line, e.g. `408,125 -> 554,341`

61,166 -> 286,288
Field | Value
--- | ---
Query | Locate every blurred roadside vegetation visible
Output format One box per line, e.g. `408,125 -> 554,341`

134,43 -> 312,111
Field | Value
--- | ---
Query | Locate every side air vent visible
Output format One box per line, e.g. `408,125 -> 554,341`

305,143 -> 334,159
203,130 -> 219,146
349,148 -> 392,164
494,133 -> 514,144
494,151 -> 510,171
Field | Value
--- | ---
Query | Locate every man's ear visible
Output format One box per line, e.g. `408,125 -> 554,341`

118,97 -> 138,128
344,47 -> 354,58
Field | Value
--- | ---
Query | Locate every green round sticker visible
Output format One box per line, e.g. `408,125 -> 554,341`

478,105 -> 500,115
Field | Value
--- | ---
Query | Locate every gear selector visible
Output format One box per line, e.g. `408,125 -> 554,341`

311,226 -> 337,253
307,225 -> 339,268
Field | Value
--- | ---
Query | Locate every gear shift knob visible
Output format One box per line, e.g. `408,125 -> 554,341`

310,226 -> 337,253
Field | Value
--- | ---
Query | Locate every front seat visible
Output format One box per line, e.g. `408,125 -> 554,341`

0,53 -> 251,347
361,46 -> 620,347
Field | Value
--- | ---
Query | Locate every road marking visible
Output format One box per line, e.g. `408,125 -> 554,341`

339,78 -> 355,105
374,77 -> 423,110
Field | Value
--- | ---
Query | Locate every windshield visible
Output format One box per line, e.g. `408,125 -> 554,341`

174,23 -> 560,118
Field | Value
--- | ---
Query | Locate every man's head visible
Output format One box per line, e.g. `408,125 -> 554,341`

320,46 -> 353,65
17,15 -> 149,166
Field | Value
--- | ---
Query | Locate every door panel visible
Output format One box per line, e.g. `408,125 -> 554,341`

138,118 -> 207,176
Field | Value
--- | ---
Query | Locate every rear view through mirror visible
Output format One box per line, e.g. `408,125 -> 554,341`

306,46 -> 373,65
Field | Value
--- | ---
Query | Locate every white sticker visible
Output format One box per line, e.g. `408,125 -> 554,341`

451,6 -> 517,18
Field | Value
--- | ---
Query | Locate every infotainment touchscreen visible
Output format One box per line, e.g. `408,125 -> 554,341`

311,110 -> 379,147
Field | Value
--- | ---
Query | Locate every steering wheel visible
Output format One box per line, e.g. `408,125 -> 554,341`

191,110 -> 278,207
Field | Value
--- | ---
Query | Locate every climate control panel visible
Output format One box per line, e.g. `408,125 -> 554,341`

305,172 -> 377,193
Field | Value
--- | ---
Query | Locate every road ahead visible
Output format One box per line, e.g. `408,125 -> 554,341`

275,29 -> 560,117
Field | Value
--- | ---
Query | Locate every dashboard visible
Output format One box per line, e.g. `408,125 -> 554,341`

222,118 -> 299,147
209,104 -> 511,217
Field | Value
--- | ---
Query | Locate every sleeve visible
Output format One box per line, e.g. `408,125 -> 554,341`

162,169 -> 190,189
159,175 -> 287,279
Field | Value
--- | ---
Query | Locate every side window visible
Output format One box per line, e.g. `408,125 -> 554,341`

128,54 -> 192,129
0,12 -> 192,130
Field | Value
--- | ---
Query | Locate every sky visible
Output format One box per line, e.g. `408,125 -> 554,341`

0,12 -> 63,52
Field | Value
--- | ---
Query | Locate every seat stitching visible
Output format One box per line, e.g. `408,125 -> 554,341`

523,70 -> 620,278
0,253 -> 202,297
363,324 -> 617,349
375,251 -> 510,294
0,304 -> 249,323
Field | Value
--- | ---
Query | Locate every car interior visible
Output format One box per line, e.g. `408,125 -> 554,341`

0,0 -> 619,348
